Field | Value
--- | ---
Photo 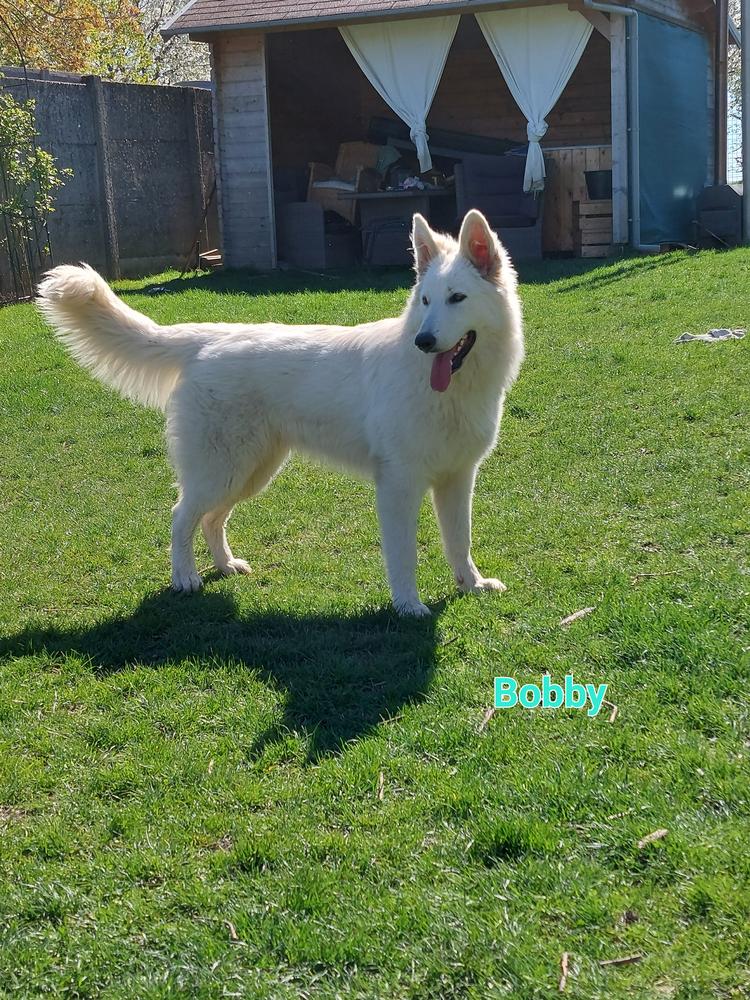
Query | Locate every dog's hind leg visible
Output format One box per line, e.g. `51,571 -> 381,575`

432,466 -> 506,595
167,375 -> 287,591
201,505 -> 250,576
202,445 -> 289,577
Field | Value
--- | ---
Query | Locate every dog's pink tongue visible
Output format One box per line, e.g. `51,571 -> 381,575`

430,351 -> 453,392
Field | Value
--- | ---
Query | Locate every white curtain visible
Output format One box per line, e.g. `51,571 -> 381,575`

476,6 -> 593,192
340,16 -> 459,172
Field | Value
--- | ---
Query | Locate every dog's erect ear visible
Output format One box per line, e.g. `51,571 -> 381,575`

458,210 -> 500,279
412,213 -> 439,276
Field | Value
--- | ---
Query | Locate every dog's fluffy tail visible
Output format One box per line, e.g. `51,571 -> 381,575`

36,264 -> 205,409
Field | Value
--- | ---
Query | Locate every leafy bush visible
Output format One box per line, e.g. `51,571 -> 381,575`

0,90 -> 69,231
0,88 -> 70,299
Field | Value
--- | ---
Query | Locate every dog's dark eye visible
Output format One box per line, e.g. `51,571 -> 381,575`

421,295 -> 429,306
448,292 -> 466,304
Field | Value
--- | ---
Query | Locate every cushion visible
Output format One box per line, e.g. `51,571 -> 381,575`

313,179 -> 357,192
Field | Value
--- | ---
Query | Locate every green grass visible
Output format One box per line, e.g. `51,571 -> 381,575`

0,252 -> 749,998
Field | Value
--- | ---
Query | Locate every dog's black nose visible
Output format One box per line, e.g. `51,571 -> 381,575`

415,331 -> 437,353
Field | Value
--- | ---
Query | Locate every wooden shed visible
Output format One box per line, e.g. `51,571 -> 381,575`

162,0 -> 732,269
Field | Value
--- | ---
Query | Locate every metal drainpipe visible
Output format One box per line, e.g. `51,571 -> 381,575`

743,0 -> 750,242
582,1 -> 653,250
715,0 -> 729,184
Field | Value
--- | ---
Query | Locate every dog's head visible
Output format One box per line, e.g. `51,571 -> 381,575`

409,210 -> 519,393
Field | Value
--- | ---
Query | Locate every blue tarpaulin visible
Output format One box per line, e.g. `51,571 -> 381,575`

637,14 -> 710,245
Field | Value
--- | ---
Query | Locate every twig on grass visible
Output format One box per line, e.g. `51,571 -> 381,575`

607,808 -> 634,821
637,828 -> 668,849
377,771 -> 385,801
559,607 -> 595,627
38,606 -> 98,613
225,921 -> 241,943
558,951 -> 570,992
479,707 -> 496,732
631,571 -> 681,584
602,700 -> 619,724
380,711 -> 405,725
599,954 -> 643,967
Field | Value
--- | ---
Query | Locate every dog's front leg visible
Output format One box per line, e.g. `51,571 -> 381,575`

432,466 -> 506,595
375,472 -> 429,617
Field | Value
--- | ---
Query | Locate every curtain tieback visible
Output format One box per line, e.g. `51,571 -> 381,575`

409,125 -> 432,172
523,120 -> 548,193
526,120 -> 549,145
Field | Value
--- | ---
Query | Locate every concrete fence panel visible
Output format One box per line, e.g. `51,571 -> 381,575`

0,69 -> 217,296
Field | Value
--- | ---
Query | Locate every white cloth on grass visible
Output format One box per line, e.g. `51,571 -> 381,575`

675,328 -> 746,343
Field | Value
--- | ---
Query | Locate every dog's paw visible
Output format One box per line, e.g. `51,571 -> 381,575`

457,576 -> 507,594
394,599 -> 432,617
222,558 -> 252,576
172,570 -> 203,593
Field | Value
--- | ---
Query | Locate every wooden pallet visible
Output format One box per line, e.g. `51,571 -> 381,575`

199,248 -> 223,270
542,145 -> 612,253
574,200 -> 612,258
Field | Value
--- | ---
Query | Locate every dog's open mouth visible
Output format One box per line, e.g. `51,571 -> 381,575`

430,330 -> 477,393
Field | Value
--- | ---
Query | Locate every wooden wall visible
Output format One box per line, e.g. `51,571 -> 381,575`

267,28 -> 361,170
211,31 -> 276,269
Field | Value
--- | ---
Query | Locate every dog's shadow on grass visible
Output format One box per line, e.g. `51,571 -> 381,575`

1,589 -> 442,761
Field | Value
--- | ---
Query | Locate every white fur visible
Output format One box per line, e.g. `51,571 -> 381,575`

36,211 -> 524,615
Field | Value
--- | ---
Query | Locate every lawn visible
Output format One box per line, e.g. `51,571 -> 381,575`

0,251 -> 748,999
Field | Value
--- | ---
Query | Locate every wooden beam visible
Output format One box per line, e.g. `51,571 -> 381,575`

211,32 -> 276,269
570,5 -> 611,40
609,13 -> 628,244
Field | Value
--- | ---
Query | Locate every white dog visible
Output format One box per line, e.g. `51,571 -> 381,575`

37,210 -> 524,616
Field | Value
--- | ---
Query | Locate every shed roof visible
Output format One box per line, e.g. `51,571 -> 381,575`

162,0 -> 535,37
162,0 -> 725,41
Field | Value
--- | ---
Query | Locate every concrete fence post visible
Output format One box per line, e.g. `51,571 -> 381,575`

184,87 -> 207,254
84,75 -> 120,279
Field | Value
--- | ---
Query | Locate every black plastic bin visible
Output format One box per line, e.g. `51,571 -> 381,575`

584,169 -> 612,200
